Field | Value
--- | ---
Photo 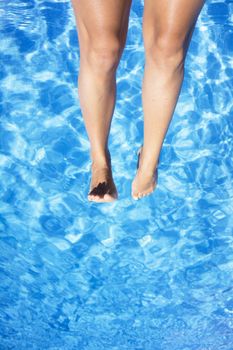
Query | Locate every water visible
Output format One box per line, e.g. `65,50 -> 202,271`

0,0 -> 233,349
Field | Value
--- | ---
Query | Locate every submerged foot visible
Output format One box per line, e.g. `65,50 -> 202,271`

88,150 -> 118,202
131,146 -> 159,200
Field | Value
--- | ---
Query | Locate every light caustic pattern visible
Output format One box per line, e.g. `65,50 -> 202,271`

0,0 -> 233,349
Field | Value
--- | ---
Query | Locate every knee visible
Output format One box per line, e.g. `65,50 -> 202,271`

145,34 -> 186,71
86,38 -> 122,74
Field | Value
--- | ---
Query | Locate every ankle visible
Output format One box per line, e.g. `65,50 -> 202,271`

138,157 -> 159,175
90,149 -> 111,169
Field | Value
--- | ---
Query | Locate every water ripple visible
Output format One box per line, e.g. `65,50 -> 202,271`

0,0 -> 233,349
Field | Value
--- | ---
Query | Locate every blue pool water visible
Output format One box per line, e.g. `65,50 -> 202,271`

0,0 -> 233,349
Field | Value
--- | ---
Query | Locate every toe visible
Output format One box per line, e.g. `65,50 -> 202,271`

88,192 -> 117,203
103,193 -> 116,202
88,194 -> 100,202
132,193 -> 139,200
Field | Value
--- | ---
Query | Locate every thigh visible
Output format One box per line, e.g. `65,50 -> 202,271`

71,0 -> 132,55
143,0 -> 206,55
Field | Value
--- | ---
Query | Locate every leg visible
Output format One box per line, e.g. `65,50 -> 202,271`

132,0 -> 205,200
71,0 -> 132,202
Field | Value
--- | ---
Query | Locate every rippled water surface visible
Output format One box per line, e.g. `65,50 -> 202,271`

0,0 -> 233,349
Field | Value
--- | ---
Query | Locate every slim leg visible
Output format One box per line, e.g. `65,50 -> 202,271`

71,0 -> 132,202
132,0 -> 205,200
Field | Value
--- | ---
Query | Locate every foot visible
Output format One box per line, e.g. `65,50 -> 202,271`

131,146 -> 159,200
88,150 -> 118,203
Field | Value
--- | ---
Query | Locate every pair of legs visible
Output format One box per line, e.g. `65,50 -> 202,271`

71,0 -> 205,202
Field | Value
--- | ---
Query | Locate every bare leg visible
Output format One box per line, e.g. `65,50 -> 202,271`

131,0 -> 205,200
71,0 -> 132,202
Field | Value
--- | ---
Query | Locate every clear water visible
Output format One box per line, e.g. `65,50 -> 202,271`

0,0 -> 233,349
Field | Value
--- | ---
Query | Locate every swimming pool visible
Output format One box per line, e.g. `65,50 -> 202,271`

0,0 -> 233,348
